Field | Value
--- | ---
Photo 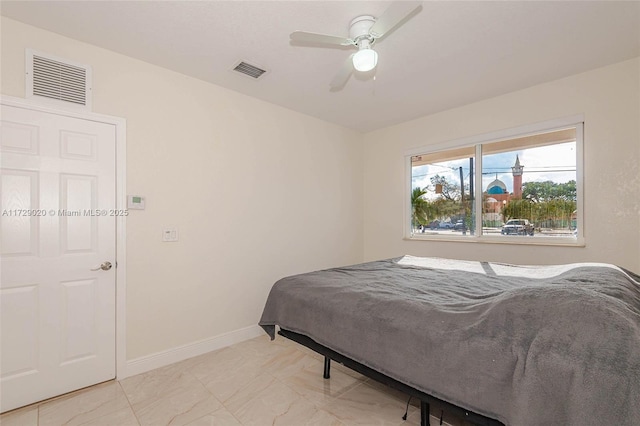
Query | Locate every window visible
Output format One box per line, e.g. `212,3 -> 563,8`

410,146 -> 476,238
407,118 -> 583,245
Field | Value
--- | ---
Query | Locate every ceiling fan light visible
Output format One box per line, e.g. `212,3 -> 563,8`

353,48 -> 378,72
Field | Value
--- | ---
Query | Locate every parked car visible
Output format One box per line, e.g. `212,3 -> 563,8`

427,220 -> 440,230
501,219 -> 534,235
439,221 -> 453,229
453,220 -> 465,231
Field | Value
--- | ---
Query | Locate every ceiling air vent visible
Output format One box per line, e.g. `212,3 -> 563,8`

26,49 -> 92,110
232,61 -> 267,79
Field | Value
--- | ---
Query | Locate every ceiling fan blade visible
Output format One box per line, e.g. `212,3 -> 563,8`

330,55 -> 355,90
369,1 -> 422,39
290,31 -> 354,46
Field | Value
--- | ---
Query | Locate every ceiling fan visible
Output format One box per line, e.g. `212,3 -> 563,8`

290,1 -> 422,89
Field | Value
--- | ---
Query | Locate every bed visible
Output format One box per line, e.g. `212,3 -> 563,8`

259,256 -> 640,426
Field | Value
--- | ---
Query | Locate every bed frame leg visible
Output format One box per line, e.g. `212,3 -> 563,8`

323,356 -> 331,379
420,401 -> 431,426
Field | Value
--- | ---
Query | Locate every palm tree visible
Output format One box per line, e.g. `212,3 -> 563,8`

411,187 -> 431,230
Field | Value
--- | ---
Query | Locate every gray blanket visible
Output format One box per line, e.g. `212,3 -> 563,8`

259,256 -> 640,426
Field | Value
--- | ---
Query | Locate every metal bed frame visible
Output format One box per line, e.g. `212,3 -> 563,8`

279,329 -> 504,426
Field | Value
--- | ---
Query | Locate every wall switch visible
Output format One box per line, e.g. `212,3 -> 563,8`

162,226 -> 179,242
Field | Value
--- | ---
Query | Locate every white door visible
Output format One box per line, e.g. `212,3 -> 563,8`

0,104 -> 116,412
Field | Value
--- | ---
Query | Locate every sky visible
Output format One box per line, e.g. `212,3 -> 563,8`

412,142 -> 576,199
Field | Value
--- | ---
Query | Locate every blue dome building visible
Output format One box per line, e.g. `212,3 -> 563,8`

486,178 -> 507,195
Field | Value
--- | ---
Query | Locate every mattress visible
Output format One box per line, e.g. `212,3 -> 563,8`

259,256 -> 640,425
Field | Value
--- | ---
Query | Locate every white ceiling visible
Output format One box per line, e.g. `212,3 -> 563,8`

2,1 -> 639,132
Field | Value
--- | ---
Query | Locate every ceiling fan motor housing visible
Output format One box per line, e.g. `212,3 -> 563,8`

349,15 -> 376,43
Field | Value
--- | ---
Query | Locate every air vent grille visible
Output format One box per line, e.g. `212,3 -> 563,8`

233,61 -> 267,79
33,55 -> 87,105
26,49 -> 92,109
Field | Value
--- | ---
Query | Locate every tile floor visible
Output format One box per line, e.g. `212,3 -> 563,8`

1,335 -> 472,426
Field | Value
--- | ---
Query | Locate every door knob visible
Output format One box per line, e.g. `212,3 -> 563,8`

91,261 -> 112,271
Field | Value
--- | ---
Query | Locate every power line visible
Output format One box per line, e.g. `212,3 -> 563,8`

482,169 -> 576,174
412,169 -> 576,180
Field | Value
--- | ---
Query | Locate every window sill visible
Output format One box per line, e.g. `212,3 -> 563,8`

404,234 -> 585,247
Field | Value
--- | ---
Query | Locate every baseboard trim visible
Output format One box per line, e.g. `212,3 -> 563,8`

122,324 -> 264,378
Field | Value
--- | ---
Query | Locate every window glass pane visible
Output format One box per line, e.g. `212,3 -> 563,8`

481,130 -> 577,239
411,147 -> 476,237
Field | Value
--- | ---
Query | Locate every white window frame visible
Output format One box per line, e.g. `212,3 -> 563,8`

404,116 -> 584,246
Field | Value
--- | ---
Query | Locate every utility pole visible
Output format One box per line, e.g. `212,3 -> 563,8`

469,157 -> 474,235
459,166 -> 466,235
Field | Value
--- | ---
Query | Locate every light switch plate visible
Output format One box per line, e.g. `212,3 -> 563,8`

162,226 -> 178,242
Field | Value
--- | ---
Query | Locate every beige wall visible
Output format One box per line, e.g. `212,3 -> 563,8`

363,58 -> 640,271
1,17 -> 364,359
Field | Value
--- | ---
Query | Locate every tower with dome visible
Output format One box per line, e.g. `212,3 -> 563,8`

483,156 -> 524,225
